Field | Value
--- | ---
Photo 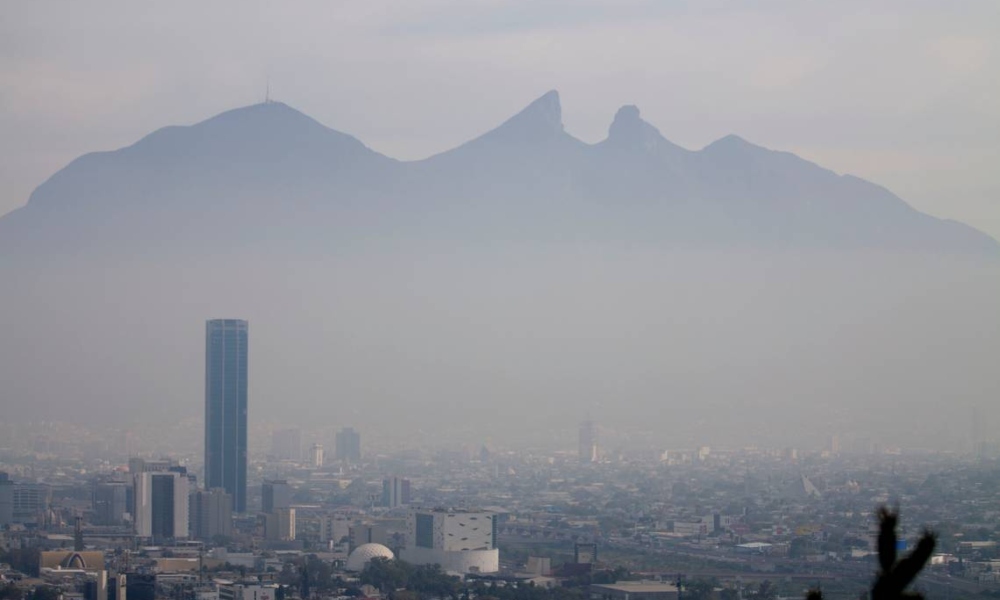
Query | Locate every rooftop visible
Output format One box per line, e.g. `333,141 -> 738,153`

592,582 -> 680,593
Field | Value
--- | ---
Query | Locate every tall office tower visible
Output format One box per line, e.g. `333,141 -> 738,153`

310,443 -> 324,468
271,428 -> 302,461
262,480 -> 292,513
126,574 -> 156,600
262,508 -> 296,541
335,427 -> 361,462
190,488 -> 233,541
108,574 -> 127,600
93,478 -> 129,526
318,514 -> 351,545
12,483 -> 51,525
83,571 -> 107,600
205,319 -> 249,512
381,477 -> 412,508
133,471 -> 189,540
578,420 -> 598,463
348,523 -> 387,552
0,473 -> 13,526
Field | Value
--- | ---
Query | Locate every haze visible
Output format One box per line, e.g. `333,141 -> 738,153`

2,1 -> 999,454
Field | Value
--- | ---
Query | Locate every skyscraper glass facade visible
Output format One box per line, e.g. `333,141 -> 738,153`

150,473 -> 175,539
205,319 -> 248,512
336,427 -> 361,462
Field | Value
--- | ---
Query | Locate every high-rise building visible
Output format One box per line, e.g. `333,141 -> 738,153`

347,523 -> 383,552
126,574 -> 156,600
205,319 -> 249,513
579,420 -> 598,463
381,477 -> 411,508
318,514 -> 351,545
271,429 -> 302,461
190,488 -> 233,541
0,473 -> 13,526
12,483 -> 51,525
93,478 -> 129,526
83,571 -> 108,600
108,574 -> 127,600
310,443 -> 324,468
335,427 -> 361,462
262,480 -> 292,513
133,471 -> 189,540
262,508 -> 296,541
349,523 -> 385,552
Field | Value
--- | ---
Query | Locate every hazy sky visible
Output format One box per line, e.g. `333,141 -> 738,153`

2,1 -> 998,239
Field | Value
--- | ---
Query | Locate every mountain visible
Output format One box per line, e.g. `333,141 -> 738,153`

0,90 -> 996,256
0,101 -> 397,254
1,91 -> 998,446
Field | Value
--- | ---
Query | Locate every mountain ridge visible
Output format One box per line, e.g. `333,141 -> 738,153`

0,92 -> 998,438
0,90 -> 997,256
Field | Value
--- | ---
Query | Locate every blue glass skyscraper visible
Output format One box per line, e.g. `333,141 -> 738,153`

204,319 -> 248,513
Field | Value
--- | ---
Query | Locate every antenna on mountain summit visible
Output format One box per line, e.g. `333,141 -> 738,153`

265,77 -> 271,104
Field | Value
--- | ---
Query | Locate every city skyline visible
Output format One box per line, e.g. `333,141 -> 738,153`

2,3 -> 997,598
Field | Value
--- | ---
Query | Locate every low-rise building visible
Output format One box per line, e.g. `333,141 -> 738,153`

591,581 -> 680,600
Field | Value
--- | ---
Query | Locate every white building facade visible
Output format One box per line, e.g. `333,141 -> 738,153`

400,508 -> 499,574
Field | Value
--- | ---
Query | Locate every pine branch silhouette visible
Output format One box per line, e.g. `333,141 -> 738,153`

806,506 -> 935,600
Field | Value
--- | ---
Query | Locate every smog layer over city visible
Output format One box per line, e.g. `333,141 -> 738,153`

1,3 -> 999,600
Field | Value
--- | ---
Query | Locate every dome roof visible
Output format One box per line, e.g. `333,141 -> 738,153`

346,543 -> 394,571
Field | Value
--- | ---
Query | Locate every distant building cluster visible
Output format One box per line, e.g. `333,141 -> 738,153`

5,314 -> 1000,600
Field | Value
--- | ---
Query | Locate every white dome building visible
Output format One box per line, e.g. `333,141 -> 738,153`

346,543 -> 394,571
